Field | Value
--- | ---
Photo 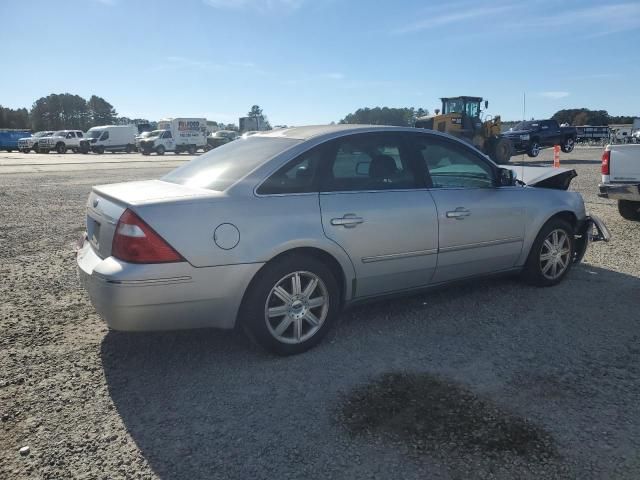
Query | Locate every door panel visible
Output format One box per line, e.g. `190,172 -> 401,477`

430,188 -> 525,283
320,191 -> 439,297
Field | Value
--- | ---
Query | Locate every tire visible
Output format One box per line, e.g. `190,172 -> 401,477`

174,149 -> 181,155
141,151 -> 150,156
95,146 -> 105,154
527,140 -> 541,158
489,137 -> 512,164
240,254 -> 340,355
21,149 -> 30,154
6,149 -> 12,153
56,143 -> 66,154
618,200 -> 640,221
188,144 -> 196,155
560,137 -> 575,153
71,148 -> 78,153
522,218 -> 574,287
156,145 -> 165,156
125,144 -> 133,154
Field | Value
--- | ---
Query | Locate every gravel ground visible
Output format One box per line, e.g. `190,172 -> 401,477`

1,148 -> 639,479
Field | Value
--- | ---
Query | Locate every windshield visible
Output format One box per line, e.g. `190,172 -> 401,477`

87,130 -> 104,139
163,136 -> 299,191
149,130 -> 164,137
52,131 -> 65,137
513,121 -> 539,130
33,131 -> 48,138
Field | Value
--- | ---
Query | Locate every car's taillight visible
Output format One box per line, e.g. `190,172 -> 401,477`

601,150 -> 610,175
112,209 -> 184,263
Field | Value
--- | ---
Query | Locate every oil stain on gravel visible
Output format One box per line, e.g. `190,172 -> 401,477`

338,372 -> 557,459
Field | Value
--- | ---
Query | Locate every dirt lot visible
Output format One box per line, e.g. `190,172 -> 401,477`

1,148 -> 639,479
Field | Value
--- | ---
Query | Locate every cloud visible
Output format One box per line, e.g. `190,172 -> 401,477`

539,91 -> 570,99
203,0 -> 304,12
392,4 -> 517,34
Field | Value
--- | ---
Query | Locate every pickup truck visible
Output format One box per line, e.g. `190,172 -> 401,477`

17,131 -> 54,153
502,119 -> 577,158
37,130 -> 86,154
599,144 -> 640,220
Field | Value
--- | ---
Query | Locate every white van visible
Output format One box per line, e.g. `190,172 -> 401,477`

83,125 -> 137,154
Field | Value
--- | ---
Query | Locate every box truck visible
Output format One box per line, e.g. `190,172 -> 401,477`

81,125 -> 138,154
139,118 -> 207,155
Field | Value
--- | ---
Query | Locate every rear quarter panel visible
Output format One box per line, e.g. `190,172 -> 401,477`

134,193 -> 357,298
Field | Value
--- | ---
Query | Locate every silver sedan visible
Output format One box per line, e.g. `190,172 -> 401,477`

77,125 -> 609,355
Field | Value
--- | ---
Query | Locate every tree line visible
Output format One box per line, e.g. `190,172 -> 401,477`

551,108 -> 636,126
0,93 -> 120,131
339,107 -> 429,127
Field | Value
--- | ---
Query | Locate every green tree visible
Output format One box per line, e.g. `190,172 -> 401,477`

340,107 -> 426,127
0,106 -> 30,129
88,95 -> 117,126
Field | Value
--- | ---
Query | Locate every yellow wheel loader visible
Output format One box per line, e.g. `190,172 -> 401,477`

415,96 -> 513,164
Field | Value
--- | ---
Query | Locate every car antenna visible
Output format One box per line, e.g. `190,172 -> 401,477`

520,91 -> 526,185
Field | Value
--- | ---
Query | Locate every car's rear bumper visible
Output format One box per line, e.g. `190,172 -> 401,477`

598,183 -> 640,201
76,238 -> 263,331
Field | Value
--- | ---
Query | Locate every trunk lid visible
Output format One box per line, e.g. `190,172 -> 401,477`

86,180 -> 218,259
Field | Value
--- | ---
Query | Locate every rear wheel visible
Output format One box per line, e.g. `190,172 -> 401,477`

522,218 -> 574,286
618,200 -> 640,221
240,254 -> 340,355
527,140 -> 541,158
561,137 -> 575,153
156,145 -> 165,156
21,148 -> 30,154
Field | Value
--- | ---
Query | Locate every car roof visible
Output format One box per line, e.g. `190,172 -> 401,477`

254,124 -> 424,141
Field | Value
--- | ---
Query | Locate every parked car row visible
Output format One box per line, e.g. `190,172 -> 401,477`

13,118 -> 241,155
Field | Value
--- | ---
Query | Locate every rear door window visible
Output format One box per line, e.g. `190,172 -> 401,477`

257,147 -> 321,195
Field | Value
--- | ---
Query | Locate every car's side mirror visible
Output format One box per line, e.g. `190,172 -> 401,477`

498,168 -> 516,187
484,100 -> 489,109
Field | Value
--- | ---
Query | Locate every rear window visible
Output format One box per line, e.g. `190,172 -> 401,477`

162,136 -> 300,191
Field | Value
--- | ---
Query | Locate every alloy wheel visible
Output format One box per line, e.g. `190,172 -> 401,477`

539,229 -> 571,280
264,271 -> 329,344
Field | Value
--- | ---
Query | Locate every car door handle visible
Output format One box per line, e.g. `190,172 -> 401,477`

446,208 -> 471,219
331,214 -> 364,228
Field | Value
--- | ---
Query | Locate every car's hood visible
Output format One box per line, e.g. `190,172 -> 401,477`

512,166 -> 577,190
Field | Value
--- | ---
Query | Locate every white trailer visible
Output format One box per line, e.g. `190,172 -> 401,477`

138,117 -> 207,155
84,125 -> 138,154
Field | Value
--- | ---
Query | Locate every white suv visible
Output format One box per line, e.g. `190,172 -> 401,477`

38,130 -> 85,154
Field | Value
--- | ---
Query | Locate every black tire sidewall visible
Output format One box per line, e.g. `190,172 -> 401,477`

240,254 -> 340,355
523,218 -> 575,287
618,200 -> 640,221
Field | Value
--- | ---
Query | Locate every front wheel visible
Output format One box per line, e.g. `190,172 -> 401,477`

156,145 -> 165,156
561,137 -> 575,153
125,144 -> 134,153
21,148 -> 30,154
522,218 -> 574,287
240,254 -> 340,355
618,200 -> 640,221
527,141 -> 541,158
489,137 -> 512,164
56,143 -> 66,154
188,144 -> 197,155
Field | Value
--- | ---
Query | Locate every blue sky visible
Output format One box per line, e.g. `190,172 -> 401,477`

1,0 -> 639,125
